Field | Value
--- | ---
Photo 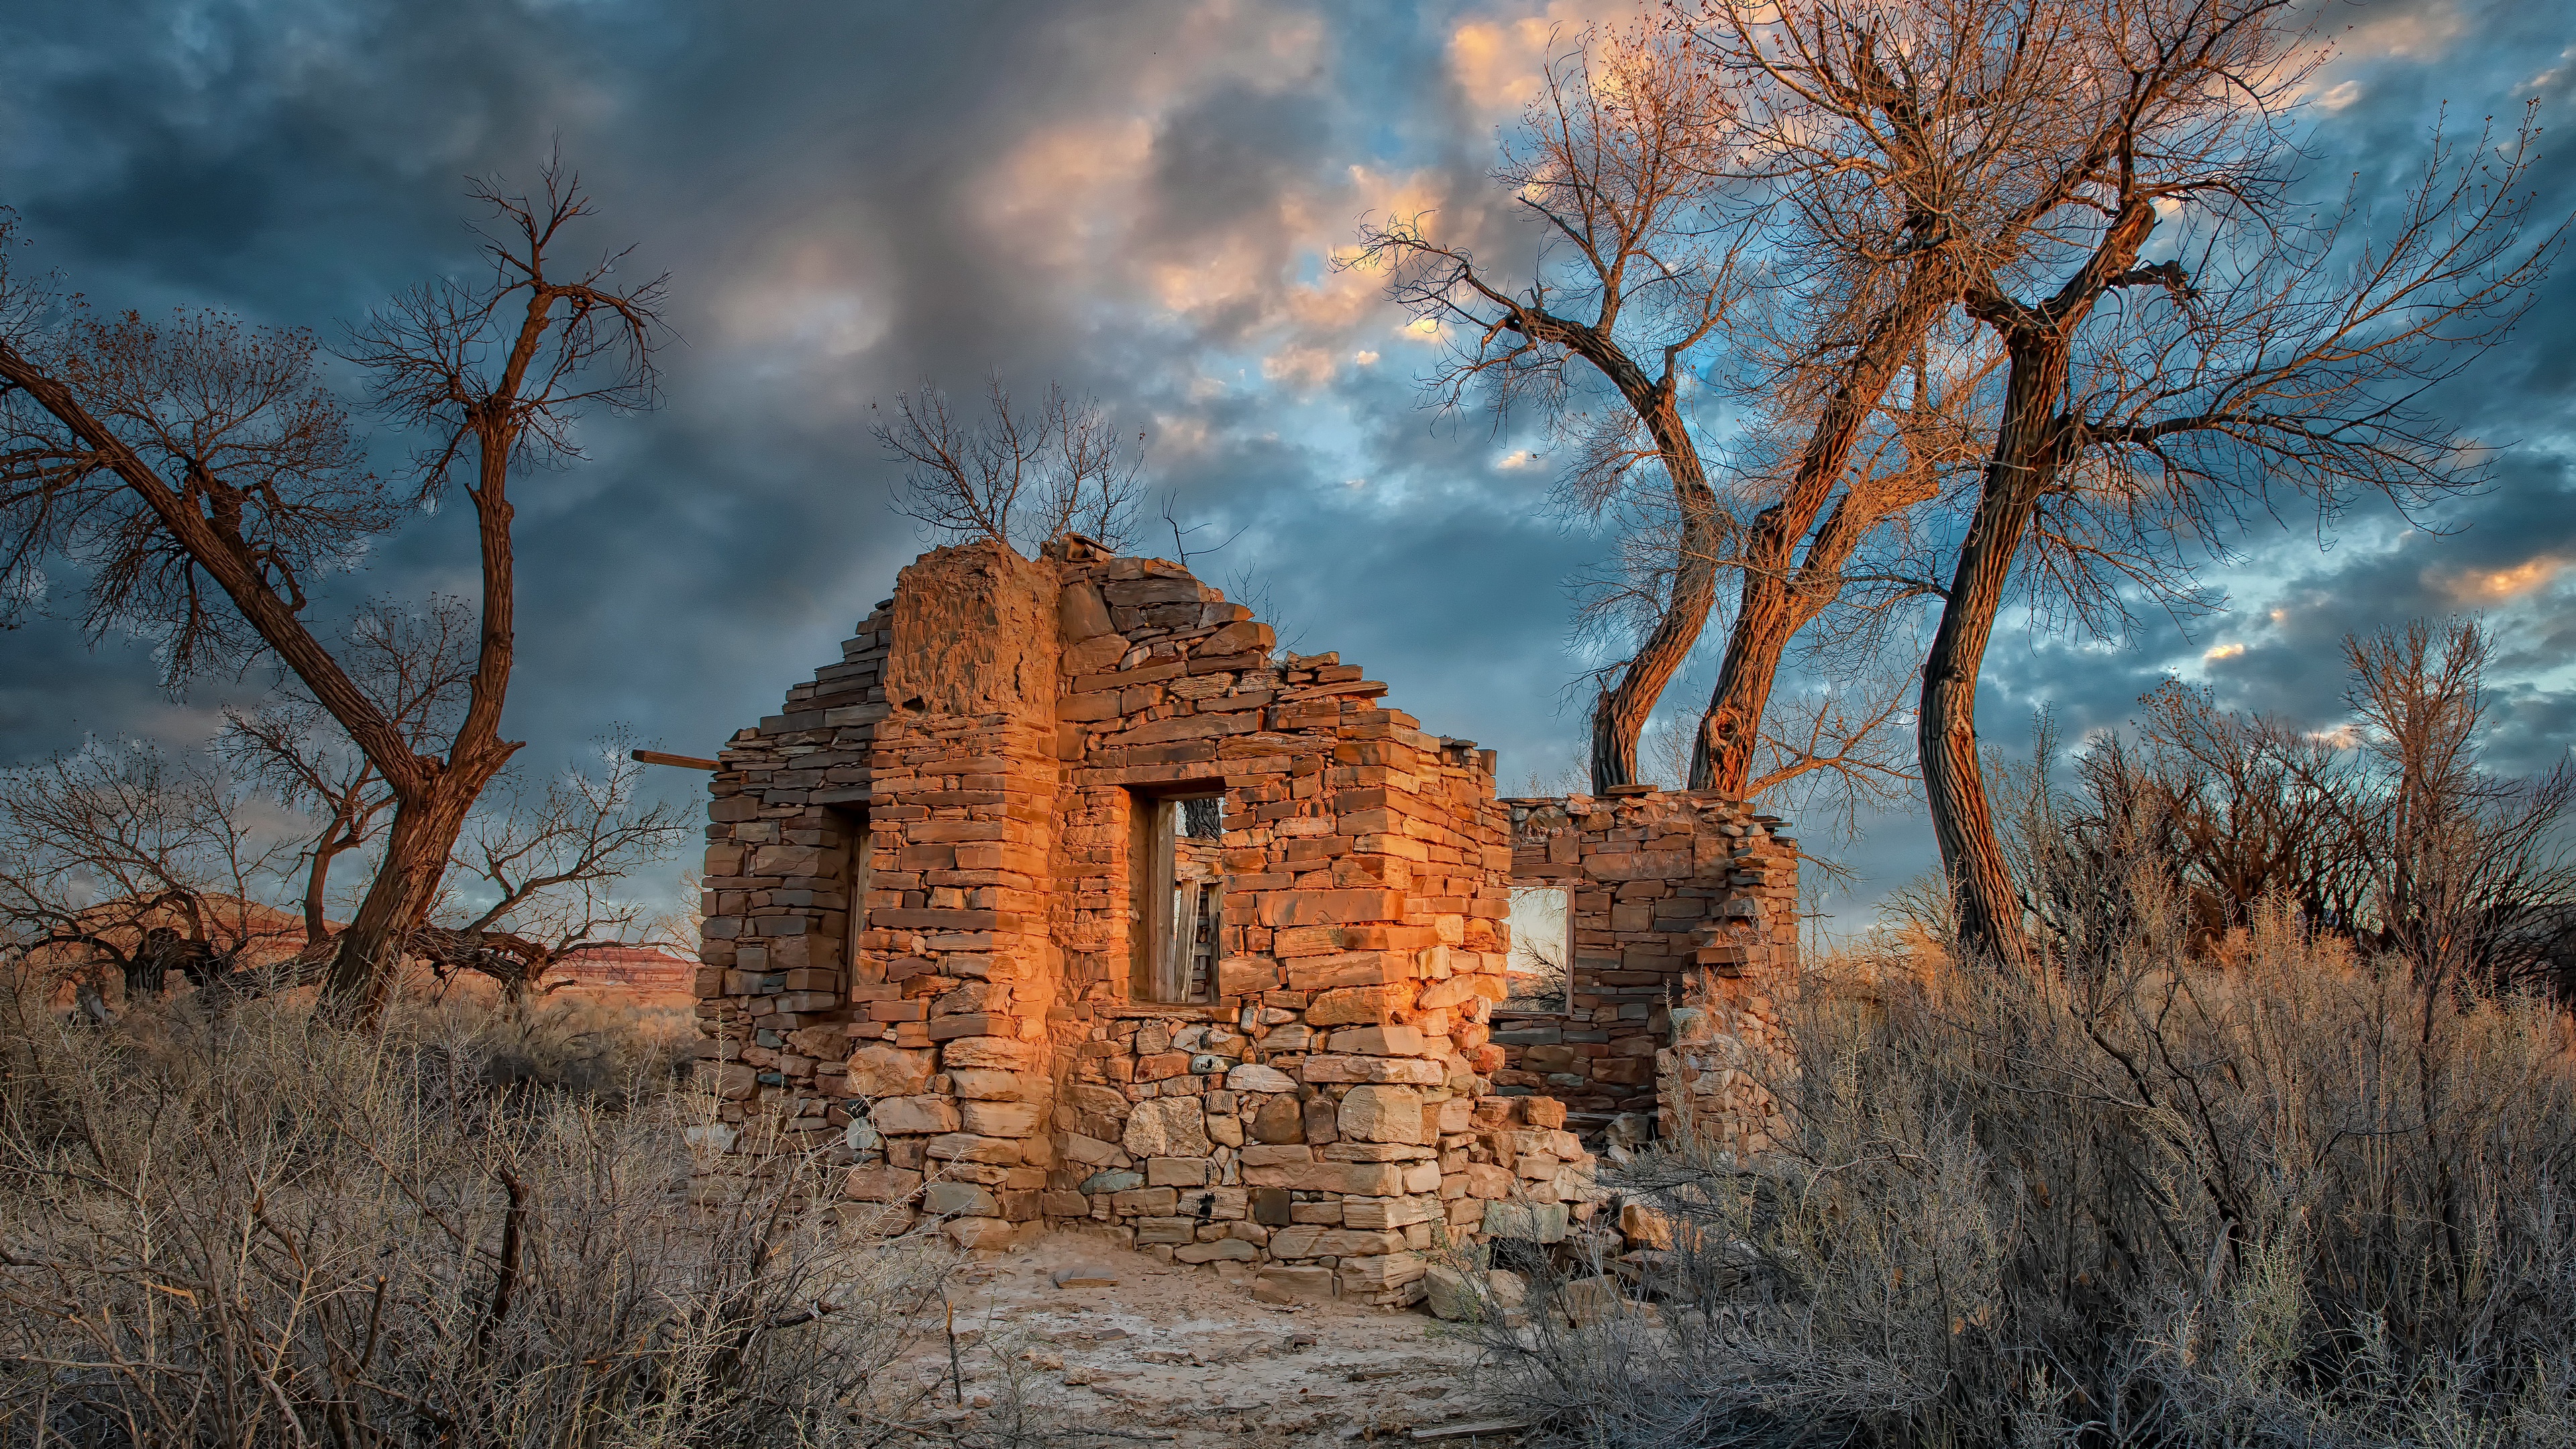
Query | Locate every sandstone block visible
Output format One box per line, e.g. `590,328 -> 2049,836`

1253,1265 -> 1338,1302
1338,1085 -> 1426,1144
841,1165 -> 923,1203
1173,1238 -> 1260,1264
1481,1200 -> 1570,1244
941,1036 -> 1035,1070
1227,1063 -> 1297,1095
948,1069 -> 1025,1100
961,1100 -> 1045,1138
1121,1096 -> 1214,1159
1250,1097 -> 1305,1143
922,1182 -> 998,1218
943,1216 -> 1018,1251
1305,983 -> 1415,1026
1325,1025 -> 1426,1057
845,1036 -> 937,1093
1301,1055 -> 1445,1085
1134,1217 -> 1197,1246
1146,1157 -> 1210,1187
1423,1265 -> 1478,1322
1619,1200 -> 1676,1250
1257,890 -> 1403,928
1339,1195 -> 1438,1230
871,1095 -> 959,1135
926,1132 -> 1022,1165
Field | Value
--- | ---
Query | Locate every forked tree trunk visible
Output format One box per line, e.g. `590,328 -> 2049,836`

1690,274 -> 1956,796
1590,481 -> 1720,791
1917,339 -> 2072,971
321,767 -> 504,1014
1587,377 -> 1723,794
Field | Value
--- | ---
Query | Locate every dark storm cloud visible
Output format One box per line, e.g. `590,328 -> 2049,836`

3,0 -> 2571,930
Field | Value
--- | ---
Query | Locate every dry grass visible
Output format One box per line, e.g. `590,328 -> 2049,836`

0,980 -> 1077,1448
1472,879 -> 2576,1448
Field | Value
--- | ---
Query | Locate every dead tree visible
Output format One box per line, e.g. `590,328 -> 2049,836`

1366,21 -> 2008,800
0,743 -> 300,1006
1892,3 -> 2557,967
0,159 -> 666,1018
1360,26 -> 1746,792
217,596 -> 476,948
877,376 -> 1146,555
424,740 -> 692,1003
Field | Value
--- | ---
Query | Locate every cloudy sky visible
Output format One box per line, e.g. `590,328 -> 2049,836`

4,0 -> 2572,932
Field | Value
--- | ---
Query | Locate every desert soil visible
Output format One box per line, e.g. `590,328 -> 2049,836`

894,1232 -> 1524,1446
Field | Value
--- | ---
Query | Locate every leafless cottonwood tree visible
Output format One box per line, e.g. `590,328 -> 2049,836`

0,743 -> 301,1010
1364,22 -> 2015,800
1793,0 -> 2562,965
1361,28 -> 1747,792
877,376 -> 1146,555
0,160 -> 666,1017
217,595 -> 476,948
2338,619 -> 2576,994
416,740 -> 692,1002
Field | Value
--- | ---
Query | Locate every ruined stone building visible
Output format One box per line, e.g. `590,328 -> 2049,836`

692,537 -> 1798,1306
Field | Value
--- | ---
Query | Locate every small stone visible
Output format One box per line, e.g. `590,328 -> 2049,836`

1228,1063 -> 1298,1095
1251,1097 -> 1305,1144
1052,1267 -> 1120,1288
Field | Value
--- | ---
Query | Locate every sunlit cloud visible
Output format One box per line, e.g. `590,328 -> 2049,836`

2434,555 -> 2564,602
2204,642 -> 2247,663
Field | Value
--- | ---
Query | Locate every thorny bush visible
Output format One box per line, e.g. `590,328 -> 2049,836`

1472,880 -> 2576,1446
0,985 -> 977,1447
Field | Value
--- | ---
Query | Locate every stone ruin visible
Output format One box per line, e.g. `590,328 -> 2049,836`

690,535 -> 1799,1307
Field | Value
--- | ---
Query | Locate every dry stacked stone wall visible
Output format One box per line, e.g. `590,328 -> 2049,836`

1495,793 -> 1801,1153
692,538 -> 1797,1305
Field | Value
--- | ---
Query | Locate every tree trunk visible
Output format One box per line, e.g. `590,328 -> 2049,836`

1917,337 -> 2071,971
1690,548 -> 1802,793
1690,274 -> 1955,796
1590,451 -> 1721,792
321,777 -> 490,1016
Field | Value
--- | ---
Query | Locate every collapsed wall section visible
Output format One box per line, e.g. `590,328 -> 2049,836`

1499,791 -> 1801,1154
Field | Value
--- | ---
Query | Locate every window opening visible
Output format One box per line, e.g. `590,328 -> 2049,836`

826,804 -> 871,995
1505,885 -> 1570,1011
1132,790 -> 1225,1003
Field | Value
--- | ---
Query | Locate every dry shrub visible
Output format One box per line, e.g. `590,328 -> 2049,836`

1486,877 -> 2576,1448
0,981 -> 968,1447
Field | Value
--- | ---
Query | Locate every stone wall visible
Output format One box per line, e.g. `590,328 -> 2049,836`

1494,792 -> 1800,1154
692,537 -> 1799,1305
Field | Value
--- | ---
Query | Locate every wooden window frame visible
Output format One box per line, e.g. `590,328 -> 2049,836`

1128,786 -> 1226,1004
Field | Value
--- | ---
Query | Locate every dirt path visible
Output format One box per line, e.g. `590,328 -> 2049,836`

899,1233 -> 1522,1446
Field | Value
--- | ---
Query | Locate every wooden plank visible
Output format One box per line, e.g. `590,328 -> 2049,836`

632,749 -> 718,771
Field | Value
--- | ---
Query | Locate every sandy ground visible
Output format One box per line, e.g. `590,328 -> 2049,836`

893,1233 -> 1528,1446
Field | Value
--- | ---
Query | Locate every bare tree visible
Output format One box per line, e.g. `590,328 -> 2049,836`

0,743 -> 301,1011
417,739 -> 692,1002
0,158 -> 666,1017
1894,11 -> 2557,968
1366,21 -> 2008,800
1361,26 -> 1745,792
2341,619 -> 2575,995
876,376 -> 1145,555
216,596 -> 476,947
